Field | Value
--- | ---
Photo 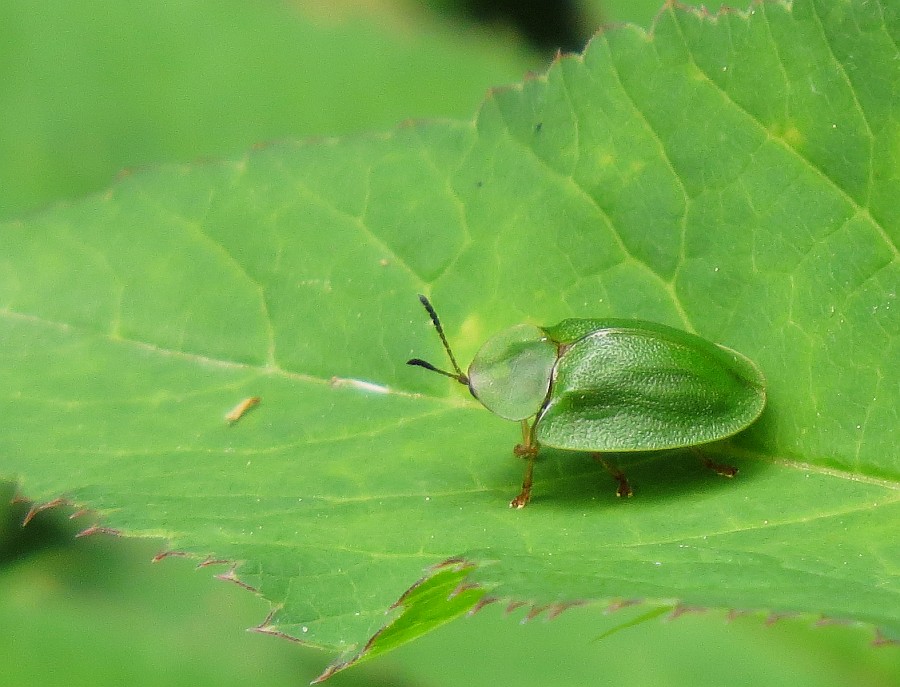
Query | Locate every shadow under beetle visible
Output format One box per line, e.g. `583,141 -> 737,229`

408,295 -> 766,508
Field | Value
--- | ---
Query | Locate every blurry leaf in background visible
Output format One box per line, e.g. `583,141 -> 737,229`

0,0 -> 537,220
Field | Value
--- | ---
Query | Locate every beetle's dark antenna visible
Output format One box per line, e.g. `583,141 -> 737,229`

407,294 -> 469,385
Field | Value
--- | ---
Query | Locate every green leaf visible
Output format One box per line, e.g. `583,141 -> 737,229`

4,510 -> 898,686
2,0 -> 898,678
0,0 -> 534,219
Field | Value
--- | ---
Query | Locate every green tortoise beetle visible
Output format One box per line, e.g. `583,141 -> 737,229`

407,295 -> 766,508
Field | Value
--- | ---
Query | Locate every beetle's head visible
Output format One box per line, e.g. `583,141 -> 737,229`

407,296 -> 557,422
466,324 -> 557,421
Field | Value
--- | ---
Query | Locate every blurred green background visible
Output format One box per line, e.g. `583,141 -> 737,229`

2,1 -> 897,685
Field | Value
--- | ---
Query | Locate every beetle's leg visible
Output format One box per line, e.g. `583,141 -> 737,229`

693,449 -> 738,478
510,420 -> 539,509
513,419 -> 532,459
509,455 -> 536,509
592,454 -> 633,498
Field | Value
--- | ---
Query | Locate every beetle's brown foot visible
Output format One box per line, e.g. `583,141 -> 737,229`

592,454 -> 633,498
700,456 -> 738,478
509,490 -> 531,509
613,472 -> 633,498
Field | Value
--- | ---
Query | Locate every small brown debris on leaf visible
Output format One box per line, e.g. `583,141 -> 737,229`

226,396 -> 260,424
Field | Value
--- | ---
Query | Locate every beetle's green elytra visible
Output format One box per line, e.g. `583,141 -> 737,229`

407,296 -> 766,508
